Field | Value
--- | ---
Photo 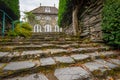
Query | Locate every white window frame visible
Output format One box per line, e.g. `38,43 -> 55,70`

45,7 -> 51,13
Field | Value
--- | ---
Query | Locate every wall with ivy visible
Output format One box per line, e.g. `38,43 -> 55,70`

0,0 -> 20,20
102,0 -> 120,47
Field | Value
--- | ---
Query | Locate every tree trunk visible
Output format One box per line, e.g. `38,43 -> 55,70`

72,5 -> 79,36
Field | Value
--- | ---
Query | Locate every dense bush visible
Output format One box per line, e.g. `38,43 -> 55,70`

7,22 -> 32,38
102,0 -> 120,47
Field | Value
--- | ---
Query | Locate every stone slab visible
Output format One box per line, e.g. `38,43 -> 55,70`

5,73 -> 48,80
22,50 -> 44,55
54,67 -> 90,80
0,52 -> 9,57
95,59 -> 118,69
84,62 -> 106,72
4,61 -> 36,71
43,49 -> 68,54
71,54 -> 89,61
54,56 -> 75,63
108,59 -> 120,65
40,57 -> 56,66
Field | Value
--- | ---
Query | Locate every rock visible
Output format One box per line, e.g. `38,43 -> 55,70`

22,50 -> 43,55
43,49 -> 67,54
95,59 -> 118,69
4,61 -> 36,71
5,73 -> 48,80
54,67 -> 90,80
0,52 -> 9,57
54,56 -> 75,63
40,57 -> 56,66
84,62 -> 106,72
108,59 -> 120,65
71,54 -> 89,61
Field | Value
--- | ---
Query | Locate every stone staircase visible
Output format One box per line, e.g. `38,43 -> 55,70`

0,34 -> 120,80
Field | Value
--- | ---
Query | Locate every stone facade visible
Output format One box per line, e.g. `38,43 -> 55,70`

30,5 -> 62,33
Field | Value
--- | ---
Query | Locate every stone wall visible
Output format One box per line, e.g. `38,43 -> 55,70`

64,0 -> 103,41
80,0 -> 103,41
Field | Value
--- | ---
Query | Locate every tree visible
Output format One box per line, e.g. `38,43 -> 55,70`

0,0 -> 20,20
58,0 -> 83,36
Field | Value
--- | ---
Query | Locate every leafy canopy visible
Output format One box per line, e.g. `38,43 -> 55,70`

0,0 -> 20,20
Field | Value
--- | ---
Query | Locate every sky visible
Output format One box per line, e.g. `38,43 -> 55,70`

19,0 -> 59,20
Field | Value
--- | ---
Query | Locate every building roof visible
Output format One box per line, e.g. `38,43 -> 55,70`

31,6 -> 58,15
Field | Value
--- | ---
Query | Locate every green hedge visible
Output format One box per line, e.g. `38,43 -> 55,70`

0,0 -> 20,20
102,0 -> 120,47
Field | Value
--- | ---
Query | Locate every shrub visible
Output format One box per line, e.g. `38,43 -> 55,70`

7,22 -> 32,38
102,0 -> 120,47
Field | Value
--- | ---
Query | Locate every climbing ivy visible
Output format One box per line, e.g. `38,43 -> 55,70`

58,0 -> 72,27
0,0 -> 20,20
102,0 -> 120,47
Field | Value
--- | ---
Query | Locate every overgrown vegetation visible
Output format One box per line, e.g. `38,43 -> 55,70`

7,22 -> 32,38
58,0 -> 97,35
102,0 -> 120,47
0,0 -> 20,20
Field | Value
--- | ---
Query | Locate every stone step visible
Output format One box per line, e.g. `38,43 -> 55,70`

4,73 -> 49,80
0,40 -> 82,46
0,43 -> 104,51
0,46 -> 113,62
0,51 -> 119,77
1,58 -> 120,80
54,59 -> 120,80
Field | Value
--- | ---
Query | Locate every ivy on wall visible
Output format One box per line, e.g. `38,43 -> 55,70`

102,0 -> 120,47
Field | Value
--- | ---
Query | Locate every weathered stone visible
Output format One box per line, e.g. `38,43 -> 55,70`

57,45 -> 70,48
5,73 -> 48,80
108,59 -> 120,65
100,51 -> 116,56
0,63 -> 6,69
84,62 -> 106,72
89,16 -> 96,23
22,50 -> 43,55
71,54 -> 89,61
0,52 -> 9,57
4,61 -> 36,71
95,59 -> 118,69
40,57 -> 56,66
43,49 -> 67,54
54,67 -> 90,80
41,44 -> 54,47
54,56 -> 75,63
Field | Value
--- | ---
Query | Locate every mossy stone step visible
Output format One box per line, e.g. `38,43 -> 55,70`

4,73 -> 49,80
3,61 -> 36,71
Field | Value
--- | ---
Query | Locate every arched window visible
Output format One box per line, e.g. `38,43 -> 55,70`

34,24 -> 42,32
45,24 -> 52,32
55,25 -> 59,32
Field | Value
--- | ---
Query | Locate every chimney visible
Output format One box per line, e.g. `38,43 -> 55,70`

54,4 -> 55,7
40,3 -> 41,6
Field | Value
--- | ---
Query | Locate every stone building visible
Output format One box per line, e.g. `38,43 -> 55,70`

30,5 -> 62,33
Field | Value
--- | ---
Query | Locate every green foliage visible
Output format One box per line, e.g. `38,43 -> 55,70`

102,0 -> 120,47
58,0 -> 72,27
0,0 -> 20,20
7,22 -> 32,38
24,12 -> 40,24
